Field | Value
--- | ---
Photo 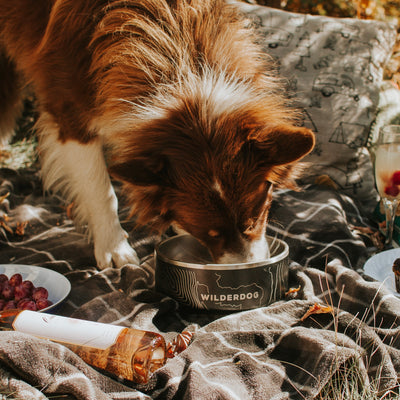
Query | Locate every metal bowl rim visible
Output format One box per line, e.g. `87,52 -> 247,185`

155,234 -> 289,270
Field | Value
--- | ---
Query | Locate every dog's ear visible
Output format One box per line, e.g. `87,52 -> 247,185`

109,156 -> 169,186
251,124 -> 315,166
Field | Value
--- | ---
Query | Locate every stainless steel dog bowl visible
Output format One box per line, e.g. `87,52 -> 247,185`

155,235 -> 289,311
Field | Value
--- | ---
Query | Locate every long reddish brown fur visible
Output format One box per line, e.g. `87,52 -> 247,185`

0,0 -> 314,263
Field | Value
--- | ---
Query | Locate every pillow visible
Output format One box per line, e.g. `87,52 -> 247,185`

369,80 -> 400,146
235,2 -> 397,213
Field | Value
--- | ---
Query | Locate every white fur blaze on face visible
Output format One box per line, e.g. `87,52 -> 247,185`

217,234 -> 270,264
36,113 -> 139,269
212,179 -> 226,201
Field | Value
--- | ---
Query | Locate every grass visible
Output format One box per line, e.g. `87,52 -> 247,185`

314,275 -> 400,400
279,272 -> 400,400
318,360 -> 398,400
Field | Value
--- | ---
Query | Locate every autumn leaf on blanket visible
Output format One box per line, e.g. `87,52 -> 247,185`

0,192 -> 10,204
350,224 -> 384,251
300,303 -> 333,321
314,174 -> 338,189
15,221 -> 28,236
285,286 -> 301,296
0,215 -> 13,234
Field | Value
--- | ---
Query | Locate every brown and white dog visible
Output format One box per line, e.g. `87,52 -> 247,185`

0,0 -> 314,269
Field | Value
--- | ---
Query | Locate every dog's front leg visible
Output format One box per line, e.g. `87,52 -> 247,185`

37,114 -> 139,269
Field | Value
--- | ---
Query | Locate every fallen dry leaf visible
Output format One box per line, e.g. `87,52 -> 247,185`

314,175 -> 338,189
15,221 -> 28,236
0,219 -> 13,234
350,224 -> 385,251
0,192 -> 10,204
285,286 -> 301,296
350,225 -> 374,235
300,303 -> 333,321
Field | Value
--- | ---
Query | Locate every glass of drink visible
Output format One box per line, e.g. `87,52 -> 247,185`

374,125 -> 400,248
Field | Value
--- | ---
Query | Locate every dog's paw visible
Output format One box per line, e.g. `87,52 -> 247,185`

95,233 -> 140,269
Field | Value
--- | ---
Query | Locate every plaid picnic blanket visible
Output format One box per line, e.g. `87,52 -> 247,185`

0,166 -> 399,400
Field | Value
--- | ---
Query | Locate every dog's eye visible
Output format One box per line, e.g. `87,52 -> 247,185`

208,229 -> 221,238
243,219 -> 255,236
243,226 -> 253,236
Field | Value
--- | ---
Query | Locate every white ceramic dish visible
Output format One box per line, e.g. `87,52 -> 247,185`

363,248 -> 400,297
0,264 -> 71,312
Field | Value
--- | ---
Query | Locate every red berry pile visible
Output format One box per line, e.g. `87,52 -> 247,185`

0,273 -> 53,311
384,170 -> 400,197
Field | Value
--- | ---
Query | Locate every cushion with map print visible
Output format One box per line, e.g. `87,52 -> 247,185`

235,2 -> 397,213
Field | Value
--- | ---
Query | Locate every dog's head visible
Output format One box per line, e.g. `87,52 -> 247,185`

109,100 -> 314,263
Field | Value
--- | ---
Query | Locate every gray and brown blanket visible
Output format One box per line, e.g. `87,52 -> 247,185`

0,167 -> 399,400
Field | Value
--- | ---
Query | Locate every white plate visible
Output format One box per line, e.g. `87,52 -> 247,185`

363,248 -> 400,297
0,264 -> 71,312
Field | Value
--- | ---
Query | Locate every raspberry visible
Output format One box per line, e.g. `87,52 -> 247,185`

36,299 -> 52,310
384,185 -> 400,197
392,171 -> 400,185
32,287 -> 48,301
9,273 -> 23,287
